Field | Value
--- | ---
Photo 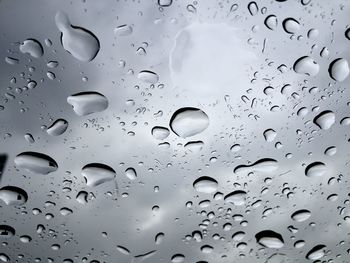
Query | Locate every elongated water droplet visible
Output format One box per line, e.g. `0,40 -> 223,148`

193,176 -> 218,194
81,163 -> 116,187
47,119 -> 68,136
234,158 -> 278,174
184,141 -> 204,153
14,152 -> 58,174
248,2 -> 258,16
19,39 -> 44,58
55,11 -> 100,62
170,108 -> 209,138
67,92 -> 108,116
114,25 -> 133,36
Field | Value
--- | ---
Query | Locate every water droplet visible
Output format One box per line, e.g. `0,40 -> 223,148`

184,141 -> 204,153
0,225 -> 15,238
5,57 -> 19,65
282,18 -> 300,34
0,253 -> 9,262
247,2 -> 258,16
306,245 -> 326,260
328,58 -> 349,82
55,11 -> 100,62
0,186 -> 28,205
234,158 -> 278,174
114,25 -> 133,36
324,146 -> 336,156
305,162 -> 327,177
255,230 -> 284,248
171,254 -> 185,263
47,119 -> 68,136
170,108 -> 209,138
263,129 -> 277,142
81,163 -> 116,187
19,235 -> 31,243
67,92 -> 108,116
138,70 -> 159,84
293,56 -> 319,76
313,110 -> 335,130
14,152 -> 58,174
60,207 -> 73,216
224,190 -> 247,206
151,126 -> 170,140
158,0 -> 172,7
116,246 -> 130,255
19,39 -> 44,58
264,15 -> 278,30
291,209 -> 311,222
125,167 -> 137,180
76,191 -> 88,204
24,133 -> 35,143
193,176 -> 218,194
155,232 -> 164,244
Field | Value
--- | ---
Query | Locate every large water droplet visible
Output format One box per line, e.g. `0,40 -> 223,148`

255,230 -> 284,248
0,225 -> 15,238
19,39 -> 44,58
47,119 -> 68,136
169,108 -> 209,138
67,92 -> 108,116
14,152 -> 58,174
224,190 -> 247,206
306,245 -> 326,260
193,176 -> 218,194
293,56 -> 319,76
0,186 -> 28,205
247,2 -> 259,16
313,110 -> 335,130
328,58 -> 349,82
305,162 -> 327,177
81,163 -> 116,187
125,167 -> 137,180
55,11 -> 100,62
291,209 -> 311,222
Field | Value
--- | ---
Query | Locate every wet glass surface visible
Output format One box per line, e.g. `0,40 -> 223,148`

1,0 -> 350,262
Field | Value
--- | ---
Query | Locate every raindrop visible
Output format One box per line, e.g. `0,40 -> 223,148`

138,70 -> 159,84
282,18 -> 300,34
193,176 -> 218,194
19,39 -> 44,58
125,167 -> 137,180
14,152 -> 58,174
114,25 -> 133,36
291,209 -> 311,222
170,108 -> 209,138
224,190 -> 247,206
0,225 -> 15,238
47,119 -> 68,136
0,186 -> 28,205
158,0 -> 172,7
67,92 -> 108,116
328,58 -> 349,82
313,110 -> 335,130
306,245 -> 326,260
81,163 -> 116,187
151,126 -> 170,140
234,158 -> 278,174
55,11 -> 100,62
263,129 -> 277,142
305,162 -> 327,177
255,230 -> 284,248
293,56 -> 319,76
247,2 -> 258,16
264,15 -> 278,30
